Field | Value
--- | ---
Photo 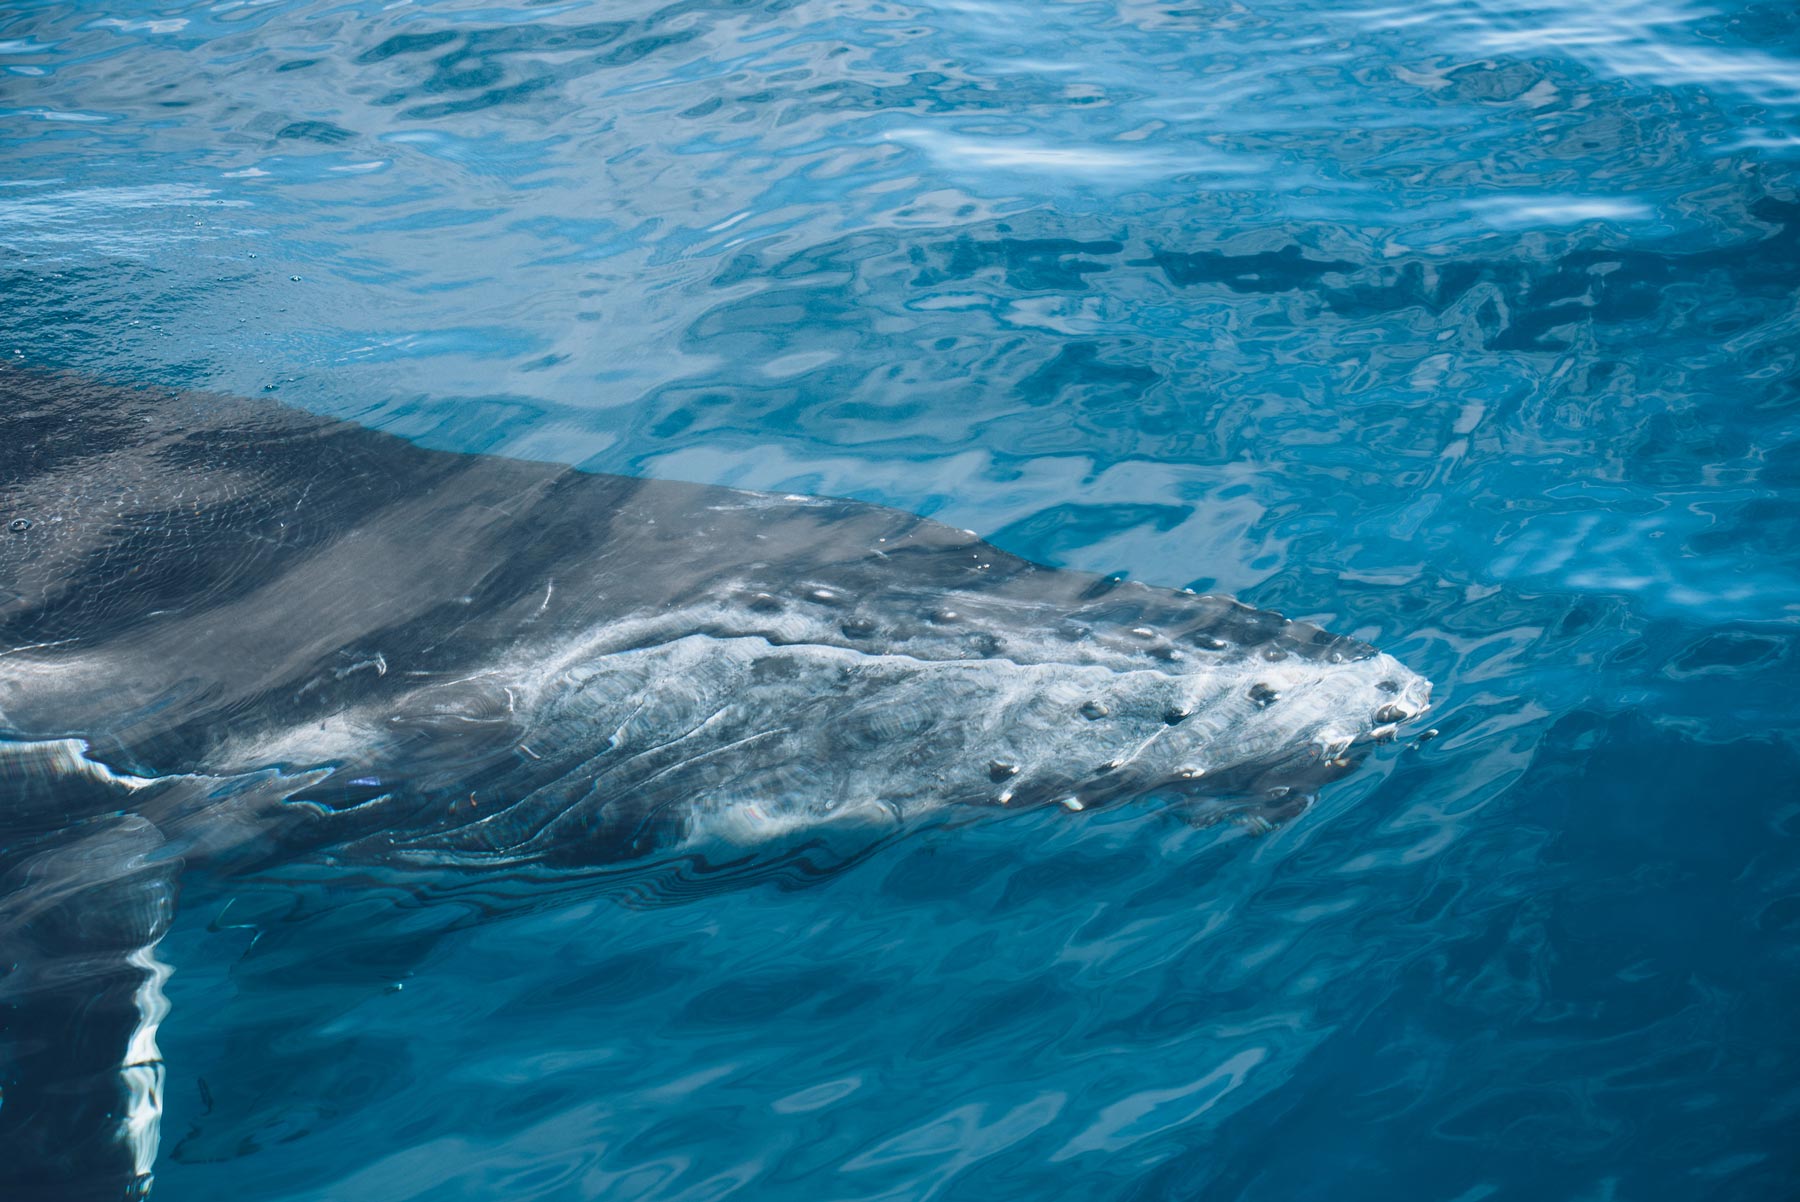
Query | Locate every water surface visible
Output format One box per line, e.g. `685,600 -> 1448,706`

3,0 -> 1799,1198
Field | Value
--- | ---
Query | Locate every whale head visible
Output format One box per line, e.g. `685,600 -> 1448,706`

254,571 -> 1431,866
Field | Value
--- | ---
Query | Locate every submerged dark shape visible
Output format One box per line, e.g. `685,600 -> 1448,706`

0,366 -> 1428,1198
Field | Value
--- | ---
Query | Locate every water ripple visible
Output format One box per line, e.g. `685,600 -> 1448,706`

4,0 -> 1800,1197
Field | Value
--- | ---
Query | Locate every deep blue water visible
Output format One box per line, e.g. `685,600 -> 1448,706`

5,0 -> 1800,1198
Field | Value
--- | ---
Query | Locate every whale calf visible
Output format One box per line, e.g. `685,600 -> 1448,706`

0,366 -> 1428,1197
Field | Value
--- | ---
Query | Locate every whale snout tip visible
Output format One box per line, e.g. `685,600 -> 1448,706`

1370,668 -> 1432,731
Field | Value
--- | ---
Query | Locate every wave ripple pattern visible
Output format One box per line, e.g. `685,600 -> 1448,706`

2,1 -> 1799,1200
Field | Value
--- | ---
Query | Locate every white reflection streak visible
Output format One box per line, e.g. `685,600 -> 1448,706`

122,939 -> 173,1188
886,127 -> 1251,180
1358,0 -> 1800,106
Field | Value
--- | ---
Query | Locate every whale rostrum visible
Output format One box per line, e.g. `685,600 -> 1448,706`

0,366 -> 1428,1197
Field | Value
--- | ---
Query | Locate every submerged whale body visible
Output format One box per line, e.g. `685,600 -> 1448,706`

0,366 -> 1428,1198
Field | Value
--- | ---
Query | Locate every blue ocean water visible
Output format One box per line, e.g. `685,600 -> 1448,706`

4,0 -> 1800,1198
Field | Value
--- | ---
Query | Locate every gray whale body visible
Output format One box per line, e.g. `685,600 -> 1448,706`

0,366 -> 1428,1197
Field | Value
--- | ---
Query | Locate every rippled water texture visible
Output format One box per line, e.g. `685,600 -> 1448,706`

4,0 -> 1800,1198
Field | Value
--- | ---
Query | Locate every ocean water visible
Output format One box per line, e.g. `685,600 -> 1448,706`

4,0 -> 1800,1198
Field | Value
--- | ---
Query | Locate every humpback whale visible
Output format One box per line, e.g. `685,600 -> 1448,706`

0,365 -> 1428,1198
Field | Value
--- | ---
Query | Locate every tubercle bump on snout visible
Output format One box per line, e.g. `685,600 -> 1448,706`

1365,674 -> 1432,742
